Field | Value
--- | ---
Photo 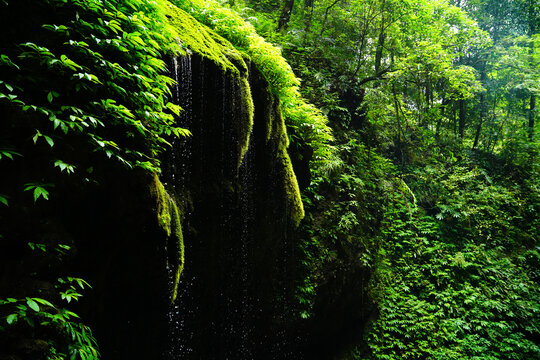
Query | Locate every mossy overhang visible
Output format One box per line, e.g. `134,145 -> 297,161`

164,2 -> 249,78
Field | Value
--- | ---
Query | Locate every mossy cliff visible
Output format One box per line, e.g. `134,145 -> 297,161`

166,4 -> 255,167
164,4 -> 303,228
157,5 -> 306,358
0,1 -> 313,359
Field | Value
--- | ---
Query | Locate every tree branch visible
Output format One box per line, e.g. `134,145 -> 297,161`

357,67 -> 395,86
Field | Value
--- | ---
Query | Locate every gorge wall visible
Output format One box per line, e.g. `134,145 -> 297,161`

0,2 -> 311,359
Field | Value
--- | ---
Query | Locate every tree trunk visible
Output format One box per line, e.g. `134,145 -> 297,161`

459,99 -> 466,140
527,0 -> 536,140
375,10 -> 386,74
303,0 -> 315,39
452,102 -> 457,136
473,68 -> 487,149
319,0 -> 341,35
472,115 -> 483,149
529,94 -> 536,140
278,0 -> 295,31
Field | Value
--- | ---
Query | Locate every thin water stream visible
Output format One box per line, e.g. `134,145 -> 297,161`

163,54 -> 299,360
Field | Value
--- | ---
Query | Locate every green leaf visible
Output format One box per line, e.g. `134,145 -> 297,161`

24,183 -> 52,202
26,298 -> 39,312
0,194 -> 8,206
32,131 -> 40,144
33,187 -> 49,202
0,149 -> 22,160
44,135 -> 54,148
6,314 -> 17,325
33,298 -> 54,308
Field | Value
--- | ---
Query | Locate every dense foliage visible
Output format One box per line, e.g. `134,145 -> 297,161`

0,0 -> 186,358
1,0 -> 539,359
224,0 -> 539,358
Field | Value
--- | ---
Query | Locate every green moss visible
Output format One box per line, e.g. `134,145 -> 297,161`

236,76 -> 254,165
154,175 -> 172,234
275,116 -> 304,227
165,3 -> 248,77
151,175 -> 184,303
168,196 -> 184,303
262,84 -> 304,226
166,3 -> 254,167
281,150 -> 305,227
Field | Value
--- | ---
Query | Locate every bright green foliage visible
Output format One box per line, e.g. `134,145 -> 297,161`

0,0 -> 191,358
23,182 -> 53,202
362,160 -> 540,359
0,279 -> 100,360
0,0 -> 537,358
0,0 -> 189,176
300,136 -> 540,358
296,136 -> 397,317
231,2 -> 539,356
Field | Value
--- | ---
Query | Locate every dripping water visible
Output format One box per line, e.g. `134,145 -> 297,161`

164,55 -> 299,359
165,55 -> 195,360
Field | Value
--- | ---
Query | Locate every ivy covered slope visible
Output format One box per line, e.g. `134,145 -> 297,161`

0,0 -> 188,358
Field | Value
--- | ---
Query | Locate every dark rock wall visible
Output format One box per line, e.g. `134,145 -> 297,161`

163,54 -> 302,360
0,19 -> 307,360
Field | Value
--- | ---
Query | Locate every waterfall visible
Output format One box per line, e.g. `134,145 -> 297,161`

163,54 -> 300,360
165,55 -> 195,360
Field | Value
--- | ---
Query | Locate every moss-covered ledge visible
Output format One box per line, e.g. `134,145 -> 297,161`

166,3 -> 254,166
165,3 -> 248,78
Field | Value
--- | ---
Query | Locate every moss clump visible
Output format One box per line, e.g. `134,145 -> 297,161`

165,3 -> 248,78
274,110 -> 305,227
260,80 -> 304,226
281,151 -> 305,227
236,76 -> 255,165
151,175 -> 184,303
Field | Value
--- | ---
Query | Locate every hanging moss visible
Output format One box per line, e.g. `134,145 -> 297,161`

151,175 -> 184,303
236,76 -> 255,165
167,196 -> 184,303
255,71 -> 304,226
281,150 -> 305,227
273,107 -> 304,227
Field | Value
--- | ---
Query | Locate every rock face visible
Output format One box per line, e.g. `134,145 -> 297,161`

74,16 -> 306,359
160,52 -> 304,359
0,4 -> 307,360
